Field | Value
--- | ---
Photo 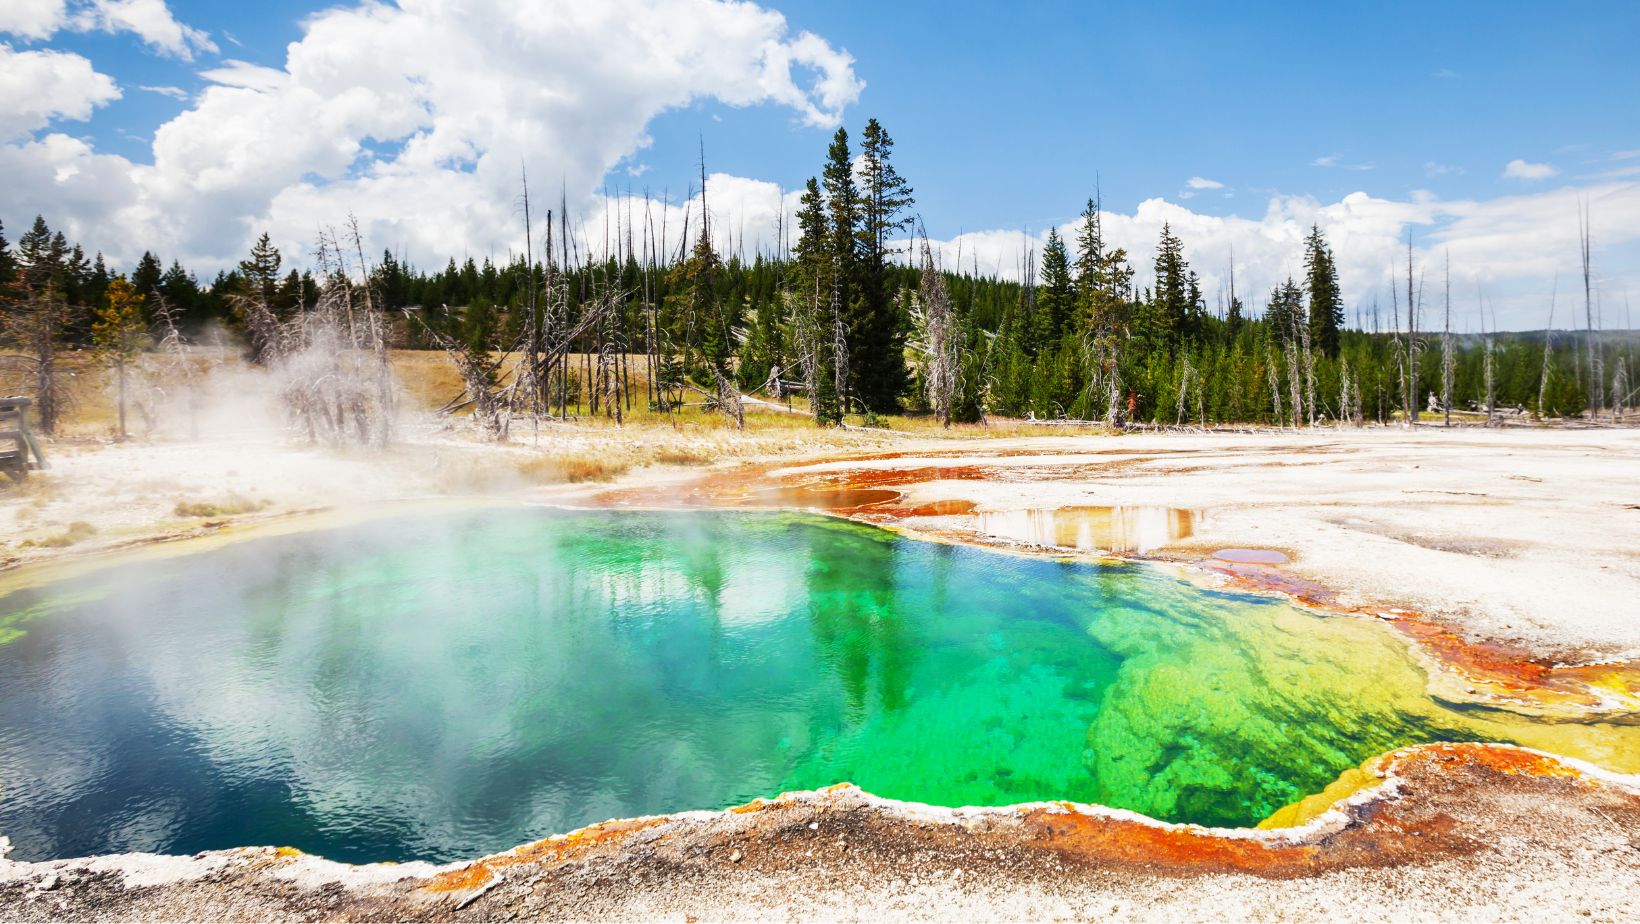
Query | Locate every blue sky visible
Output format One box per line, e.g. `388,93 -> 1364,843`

54,1 -> 1640,230
4,0 -> 1638,327
640,1 -> 1640,231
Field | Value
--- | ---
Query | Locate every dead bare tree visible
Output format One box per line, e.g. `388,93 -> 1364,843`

224,226 -> 398,446
145,293 -> 207,438
346,216 -> 396,445
418,315 -> 513,439
516,166 -> 544,436
595,304 -> 627,426
232,282 -> 286,368
1338,355 -> 1362,427
409,287 -> 616,441
914,231 -> 958,427
1265,342 -> 1284,427
1282,315 -> 1303,429
792,279 -> 822,419
1300,321 -> 1318,426
0,281 -> 72,435
1612,357 -> 1630,422
1538,275 -> 1557,419
1175,353 -> 1194,427
289,230 -> 395,445
1480,285 -> 1496,426
1405,238 -> 1421,426
832,288 -> 849,420
1442,253 -> 1454,427
708,367 -> 744,429
1580,203 -> 1602,417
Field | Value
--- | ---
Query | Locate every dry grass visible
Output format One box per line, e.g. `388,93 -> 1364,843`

389,349 -> 470,414
26,520 -> 97,548
174,494 -> 270,518
652,446 -> 715,465
515,452 -> 635,484
1,348 -> 228,439
5,346 -> 1121,444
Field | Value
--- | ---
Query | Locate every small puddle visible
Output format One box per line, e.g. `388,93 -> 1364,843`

1213,548 -> 1290,565
976,506 -> 1196,555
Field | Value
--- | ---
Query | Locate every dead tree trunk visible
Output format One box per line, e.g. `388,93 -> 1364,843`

917,233 -> 957,427
1265,342 -> 1284,427
1442,253 -> 1454,427
1538,276 -> 1557,419
1406,239 -> 1420,426
1580,204 -> 1601,417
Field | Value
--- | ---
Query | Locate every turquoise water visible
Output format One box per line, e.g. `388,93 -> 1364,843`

0,509 -> 1623,864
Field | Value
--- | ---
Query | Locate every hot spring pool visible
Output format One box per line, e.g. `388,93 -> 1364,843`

0,509 -> 1633,864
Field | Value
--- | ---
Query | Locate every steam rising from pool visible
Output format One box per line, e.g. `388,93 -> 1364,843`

0,509 -> 1634,865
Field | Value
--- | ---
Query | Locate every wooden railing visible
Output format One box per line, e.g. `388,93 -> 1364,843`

0,396 -> 44,481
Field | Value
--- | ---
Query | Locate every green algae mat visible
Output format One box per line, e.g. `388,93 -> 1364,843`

0,509 -> 1633,864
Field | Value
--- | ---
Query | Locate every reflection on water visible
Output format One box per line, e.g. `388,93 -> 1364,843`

977,505 -> 1196,554
753,486 -> 902,510
0,509 -> 1633,866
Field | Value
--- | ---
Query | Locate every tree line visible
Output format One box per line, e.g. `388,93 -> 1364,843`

2,120 -> 1634,436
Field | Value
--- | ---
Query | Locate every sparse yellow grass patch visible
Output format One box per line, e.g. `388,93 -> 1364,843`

9,346 -> 1124,444
174,494 -> 271,518
516,452 -> 635,484
653,446 -> 715,465
27,520 -> 97,548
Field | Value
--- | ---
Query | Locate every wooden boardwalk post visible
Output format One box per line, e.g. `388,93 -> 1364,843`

0,396 -> 46,481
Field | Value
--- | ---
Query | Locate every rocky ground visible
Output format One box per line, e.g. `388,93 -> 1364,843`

2,744 -> 1638,922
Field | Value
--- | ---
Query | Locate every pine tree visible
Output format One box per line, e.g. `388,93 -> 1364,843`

47,232 -> 70,289
1304,225 -> 1343,357
1185,269 -> 1204,340
1152,223 -> 1192,344
62,244 -> 90,307
17,216 -> 58,291
853,118 -> 915,411
64,250 -> 112,344
11,217 -> 72,433
1073,197 -> 1103,315
1037,228 -> 1074,348
89,252 -> 110,302
670,226 -> 726,375
132,251 -> 163,300
374,250 -> 410,311
276,268 -> 307,315
159,260 -> 203,324
793,176 -> 840,424
0,219 -> 12,286
820,127 -> 860,415
239,232 -> 282,311
1265,277 -> 1305,339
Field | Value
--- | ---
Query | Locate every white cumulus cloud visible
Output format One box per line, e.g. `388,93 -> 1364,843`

0,0 -> 863,274
1503,159 -> 1559,180
137,83 -> 188,100
1185,176 -> 1224,190
0,0 -> 67,41
918,181 -> 1640,331
0,43 -> 120,139
1,0 -> 214,60
70,0 -> 215,60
